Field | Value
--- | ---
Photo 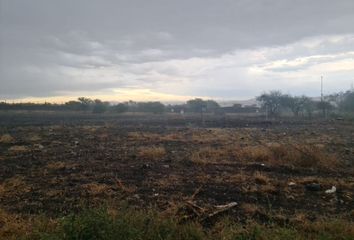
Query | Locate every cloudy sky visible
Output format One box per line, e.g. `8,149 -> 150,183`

1,0 -> 354,102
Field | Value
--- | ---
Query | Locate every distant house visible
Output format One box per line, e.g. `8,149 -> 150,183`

168,105 -> 187,115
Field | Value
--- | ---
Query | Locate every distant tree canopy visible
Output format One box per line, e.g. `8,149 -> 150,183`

0,89 -> 353,117
280,95 -> 310,117
256,91 -> 283,117
135,102 -> 165,114
339,91 -> 354,112
256,90 -> 353,118
186,98 -> 220,113
92,99 -> 110,114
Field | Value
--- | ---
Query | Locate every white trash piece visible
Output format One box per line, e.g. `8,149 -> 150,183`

325,186 -> 336,194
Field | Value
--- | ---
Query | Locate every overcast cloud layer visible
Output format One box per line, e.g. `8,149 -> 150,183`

1,0 -> 354,101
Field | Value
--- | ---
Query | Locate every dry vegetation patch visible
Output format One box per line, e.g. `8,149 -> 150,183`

0,176 -> 31,196
82,183 -> 112,196
253,171 -> 271,185
138,146 -> 166,160
8,145 -> 29,153
0,134 -> 15,143
241,203 -> 261,216
0,209 -> 31,240
191,147 -> 231,165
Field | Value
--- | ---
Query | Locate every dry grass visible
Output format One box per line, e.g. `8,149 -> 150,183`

138,146 -> 166,160
228,171 -> 247,183
241,203 -> 260,216
238,146 -> 272,162
191,147 -> 232,165
8,145 -> 29,153
128,132 -> 161,141
46,161 -> 67,170
0,176 -> 31,196
189,142 -> 340,170
0,209 -> 31,240
0,209 -> 57,240
253,171 -> 270,185
82,183 -> 112,196
0,134 -> 15,143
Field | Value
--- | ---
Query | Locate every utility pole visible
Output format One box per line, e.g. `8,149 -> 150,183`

321,76 -> 326,118
321,76 -> 323,102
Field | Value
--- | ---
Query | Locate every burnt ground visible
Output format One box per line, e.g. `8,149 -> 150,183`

0,112 -> 353,224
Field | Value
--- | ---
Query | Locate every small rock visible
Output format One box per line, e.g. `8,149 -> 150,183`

305,183 -> 321,191
288,182 -> 296,186
163,164 -> 170,168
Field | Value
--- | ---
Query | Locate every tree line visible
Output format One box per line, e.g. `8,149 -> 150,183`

0,89 -> 353,116
256,90 -> 354,118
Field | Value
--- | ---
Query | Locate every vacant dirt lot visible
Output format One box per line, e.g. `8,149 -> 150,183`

0,112 -> 353,225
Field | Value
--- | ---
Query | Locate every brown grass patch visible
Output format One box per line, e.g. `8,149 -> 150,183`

128,132 -> 161,141
237,143 -> 340,170
239,146 -> 271,162
82,183 -> 112,196
259,184 -> 277,194
0,209 -> 31,240
191,147 -> 232,165
0,134 -> 15,143
0,176 -> 31,196
241,203 -> 260,216
8,145 -> 29,153
228,172 -> 247,183
160,133 -> 185,141
138,146 -> 166,160
46,161 -> 67,170
253,171 -> 270,185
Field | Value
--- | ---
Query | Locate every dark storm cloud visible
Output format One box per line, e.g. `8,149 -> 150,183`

1,0 -> 354,99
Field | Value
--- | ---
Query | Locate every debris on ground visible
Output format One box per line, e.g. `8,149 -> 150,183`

325,186 -> 336,194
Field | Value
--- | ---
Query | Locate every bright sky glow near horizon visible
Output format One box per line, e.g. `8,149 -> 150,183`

1,0 -> 354,103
